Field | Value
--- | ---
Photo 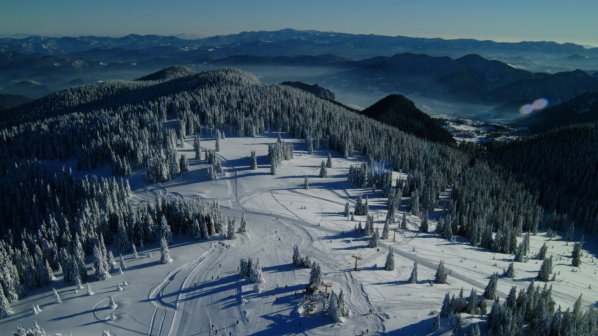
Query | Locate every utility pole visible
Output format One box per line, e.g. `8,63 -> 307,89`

351,255 -> 362,271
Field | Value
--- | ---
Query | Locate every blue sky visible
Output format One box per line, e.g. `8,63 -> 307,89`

1,0 -> 597,46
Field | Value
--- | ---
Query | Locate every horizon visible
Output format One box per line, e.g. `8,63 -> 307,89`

1,1 -> 597,47
0,27 -> 596,49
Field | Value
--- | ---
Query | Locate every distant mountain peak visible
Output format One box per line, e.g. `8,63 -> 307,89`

135,66 -> 194,81
360,94 -> 455,144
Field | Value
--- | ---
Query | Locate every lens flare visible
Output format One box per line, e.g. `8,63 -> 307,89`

519,98 -> 549,115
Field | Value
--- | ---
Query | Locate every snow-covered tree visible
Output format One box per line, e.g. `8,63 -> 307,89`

504,262 -> 515,278
326,153 -> 332,168
193,136 -> 201,160
338,289 -> 349,318
250,150 -> 257,169
537,243 -> 548,260
237,214 -> 247,233
572,242 -> 582,267
307,262 -> 322,294
94,246 -> 111,281
87,283 -> 94,296
384,246 -> 395,271
109,295 -> 117,309
382,220 -> 390,240
368,228 -> 379,248
132,243 -> 139,259
482,273 -> 498,300
0,289 -> 13,318
344,202 -> 350,217
419,211 -> 429,233
409,260 -> 418,284
119,254 -> 127,271
435,260 -> 448,284
328,290 -> 342,323
400,212 -> 407,230
179,155 -> 189,175
227,219 -> 236,240
537,256 -> 553,281
53,288 -> 62,304
319,161 -> 328,178
160,237 -> 172,264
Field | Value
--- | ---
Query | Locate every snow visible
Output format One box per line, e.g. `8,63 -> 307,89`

2,133 -> 597,335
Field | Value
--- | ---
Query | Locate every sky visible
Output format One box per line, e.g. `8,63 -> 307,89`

1,0 -> 597,46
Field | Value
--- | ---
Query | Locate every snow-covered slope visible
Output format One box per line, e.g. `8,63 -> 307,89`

2,133 -> 596,335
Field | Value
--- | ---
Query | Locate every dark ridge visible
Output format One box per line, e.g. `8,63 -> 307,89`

280,81 -> 335,100
360,94 -> 455,145
135,66 -> 195,81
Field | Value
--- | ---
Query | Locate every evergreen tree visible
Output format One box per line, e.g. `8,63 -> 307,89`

328,290 -> 342,322
384,246 -> 395,271
53,288 -> 62,303
307,262 -> 322,294
504,262 -> 515,278
160,237 -> 172,264
338,289 -> 349,317
537,243 -> 548,260
0,289 -> 13,318
193,136 -> 201,160
250,150 -> 257,170
304,176 -> 309,189
238,214 -> 247,233
483,273 -> 499,300
382,220 -> 390,240
572,242 -> 582,267
119,254 -> 127,271
409,260 -> 418,284
319,161 -> 328,178
326,153 -> 332,168
227,219 -> 236,240
537,256 -> 553,281
344,202 -> 350,217
435,260 -> 448,284
368,228 -> 379,248
179,155 -> 189,175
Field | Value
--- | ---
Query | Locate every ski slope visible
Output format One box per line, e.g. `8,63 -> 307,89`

2,133 -> 597,335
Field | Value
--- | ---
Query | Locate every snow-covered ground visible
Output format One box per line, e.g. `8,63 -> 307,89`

2,133 -> 597,335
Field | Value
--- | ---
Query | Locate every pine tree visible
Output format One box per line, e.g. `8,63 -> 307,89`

573,294 -> 583,319
215,134 -> 221,152
250,150 -> 257,169
119,254 -> 127,271
382,220 -> 390,240
537,256 -> 553,281
159,215 -> 172,243
0,289 -> 13,318
53,288 -> 62,303
435,260 -> 448,284
368,228 -> 379,248
87,283 -> 94,296
537,243 -> 548,260
293,245 -> 302,266
193,136 -> 201,160
338,289 -> 348,317
94,246 -> 111,281
384,246 -> 395,271
326,153 -> 332,168
179,155 -> 189,175
483,273 -> 499,300
227,219 -> 236,240
132,243 -> 139,259
192,218 -> 201,239
304,176 -> 309,189
409,260 -> 418,284
238,214 -> 247,233
319,161 -> 328,178
328,290 -> 342,322
572,242 -> 582,267
160,237 -> 172,264
504,262 -> 515,278
433,312 -> 440,331
307,262 -> 322,294
344,202 -> 350,217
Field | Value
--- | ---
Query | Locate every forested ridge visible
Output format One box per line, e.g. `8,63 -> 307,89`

1,67 -> 597,334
